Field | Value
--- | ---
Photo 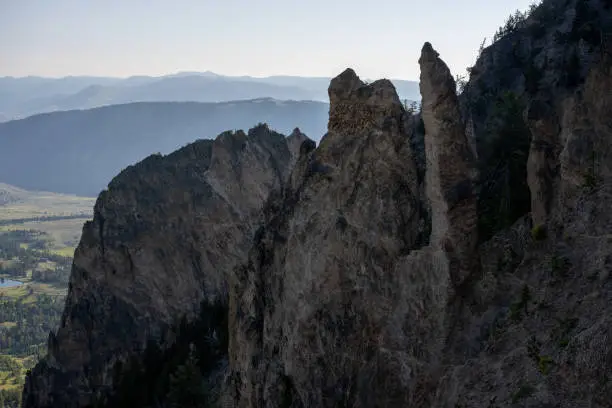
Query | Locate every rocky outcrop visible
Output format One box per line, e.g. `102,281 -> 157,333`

425,2 -> 612,405
22,1 -> 612,405
460,0 -> 612,237
227,44 -> 478,408
558,50 -> 612,210
22,124 -> 311,407
285,127 -> 310,171
225,30 -> 612,408
458,0 -> 612,231
228,67 -> 422,407
419,42 -> 479,288
431,54 -> 612,400
527,47 -> 612,233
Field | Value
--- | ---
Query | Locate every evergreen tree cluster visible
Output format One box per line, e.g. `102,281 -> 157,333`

90,301 -> 228,408
0,294 -> 64,355
0,388 -> 22,408
477,91 -> 532,241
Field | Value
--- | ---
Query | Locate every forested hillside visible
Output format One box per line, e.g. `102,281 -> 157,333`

0,185 -> 92,408
0,99 -> 328,195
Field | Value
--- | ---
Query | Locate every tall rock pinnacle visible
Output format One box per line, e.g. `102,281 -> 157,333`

228,67 -> 425,407
419,42 -> 479,288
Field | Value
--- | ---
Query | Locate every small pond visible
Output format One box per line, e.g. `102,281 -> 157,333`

0,278 -> 24,288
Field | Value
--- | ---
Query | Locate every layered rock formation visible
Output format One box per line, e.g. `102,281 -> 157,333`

23,124 -> 311,407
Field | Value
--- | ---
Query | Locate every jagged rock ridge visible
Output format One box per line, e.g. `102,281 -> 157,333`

225,23 -> 612,405
226,46 -> 478,407
23,0 -> 612,405
23,124 -> 312,407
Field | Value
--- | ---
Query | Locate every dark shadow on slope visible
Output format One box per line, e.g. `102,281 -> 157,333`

89,300 -> 228,408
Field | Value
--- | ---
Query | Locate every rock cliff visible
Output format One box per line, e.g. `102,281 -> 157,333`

225,11 -> 612,403
227,44 -> 477,407
432,47 -> 612,406
23,0 -> 612,406
462,0 -> 612,237
23,124 -> 311,407
431,1 -> 612,405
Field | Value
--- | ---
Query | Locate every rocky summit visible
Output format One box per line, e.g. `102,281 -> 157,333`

23,0 -> 612,406
23,124 -> 311,407
225,42 -> 482,408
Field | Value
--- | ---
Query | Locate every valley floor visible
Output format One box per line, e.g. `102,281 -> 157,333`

0,187 -> 93,407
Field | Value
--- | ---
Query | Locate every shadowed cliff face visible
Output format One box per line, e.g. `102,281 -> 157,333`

527,49 -> 612,231
432,52 -> 612,407
227,36 -> 612,408
227,46 -> 477,408
427,2 -> 612,404
22,124 -> 311,407
462,0 -> 612,233
419,42 -> 479,289
22,1 -> 612,404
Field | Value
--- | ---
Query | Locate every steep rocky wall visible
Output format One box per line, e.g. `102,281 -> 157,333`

22,124 -> 311,407
227,44 -> 477,408
225,32 -> 612,408
426,3 -> 612,404
461,0 -> 612,236
21,1 -> 612,405
429,56 -> 612,405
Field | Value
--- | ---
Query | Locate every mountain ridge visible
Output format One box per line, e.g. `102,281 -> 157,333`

22,124 -> 311,407
22,0 -> 612,406
0,99 -> 329,196
0,73 -> 419,122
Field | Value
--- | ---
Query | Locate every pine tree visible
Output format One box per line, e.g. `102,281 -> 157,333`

166,344 -> 207,408
478,91 -> 531,241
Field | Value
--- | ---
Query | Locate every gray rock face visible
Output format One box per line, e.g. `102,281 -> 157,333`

526,50 -> 612,232
227,45 -> 477,408
228,68 -> 422,408
21,2 -> 612,405
462,0 -> 612,224
426,2 -> 612,405
419,42 -> 479,288
225,35 -> 612,408
22,124 -> 310,408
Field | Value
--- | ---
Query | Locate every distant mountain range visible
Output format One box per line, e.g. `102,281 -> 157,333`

0,72 -> 419,121
0,99 -> 329,196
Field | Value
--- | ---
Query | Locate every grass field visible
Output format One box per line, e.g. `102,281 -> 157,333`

9,219 -> 88,252
0,369 -> 19,390
0,183 -> 95,221
0,355 -> 35,391
1,183 -> 94,255
0,277 -> 66,303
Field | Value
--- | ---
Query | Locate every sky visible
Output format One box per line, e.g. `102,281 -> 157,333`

0,0 -> 536,81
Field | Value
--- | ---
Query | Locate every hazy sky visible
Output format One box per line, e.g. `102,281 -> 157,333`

1,0 -> 535,80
